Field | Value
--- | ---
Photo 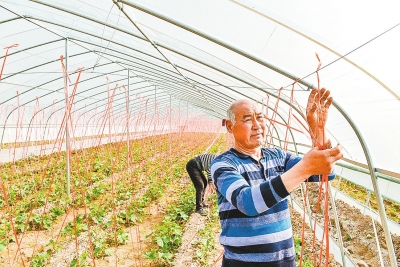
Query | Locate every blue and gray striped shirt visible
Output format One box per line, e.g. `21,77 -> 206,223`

211,147 -> 334,265
195,153 -> 217,182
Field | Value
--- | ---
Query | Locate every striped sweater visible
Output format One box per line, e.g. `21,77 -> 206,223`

211,148 -> 335,265
195,153 -> 217,182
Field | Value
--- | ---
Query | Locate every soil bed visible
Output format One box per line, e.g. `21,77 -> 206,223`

291,183 -> 400,267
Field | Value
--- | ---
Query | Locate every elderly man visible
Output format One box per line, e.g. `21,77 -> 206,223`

211,88 -> 343,266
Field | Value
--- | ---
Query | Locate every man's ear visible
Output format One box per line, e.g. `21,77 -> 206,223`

226,120 -> 233,133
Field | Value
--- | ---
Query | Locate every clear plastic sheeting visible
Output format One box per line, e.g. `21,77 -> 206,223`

0,1 -> 399,266
1,0 -> 399,173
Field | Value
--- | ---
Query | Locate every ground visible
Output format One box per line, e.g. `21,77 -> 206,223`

2,177 -> 399,267
173,183 -> 400,267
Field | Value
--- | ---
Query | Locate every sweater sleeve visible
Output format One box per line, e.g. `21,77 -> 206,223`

211,157 -> 290,216
284,152 -> 336,182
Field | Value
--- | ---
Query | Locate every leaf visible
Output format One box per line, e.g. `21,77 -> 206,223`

105,248 -> 113,256
142,250 -> 157,260
69,257 -> 77,267
0,239 -> 7,252
155,236 -> 164,248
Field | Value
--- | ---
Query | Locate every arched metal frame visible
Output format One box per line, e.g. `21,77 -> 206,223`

0,2 -> 398,266
110,3 -> 398,266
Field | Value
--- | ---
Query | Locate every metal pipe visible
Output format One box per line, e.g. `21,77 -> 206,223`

336,162 -> 400,185
112,0 -> 213,108
333,101 -> 397,267
65,38 -> 71,197
120,0 -> 314,90
328,183 -> 347,267
232,0 -> 399,100
127,69 -> 130,168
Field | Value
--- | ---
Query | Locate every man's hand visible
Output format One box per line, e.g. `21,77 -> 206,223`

208,182 -> 216,194
306,88 -> 333,147
301,144 -> 343,175
306,88 -> 332,131
281,143 -> 343,192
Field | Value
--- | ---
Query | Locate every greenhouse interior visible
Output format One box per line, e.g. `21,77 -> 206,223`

0,0 -> 399,266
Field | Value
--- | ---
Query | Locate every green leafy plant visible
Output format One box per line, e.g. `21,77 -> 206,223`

1,132 -> 225,265
116,229 -> 129,245
61,214 -> 88,236
294,236 -> 314,267
31,251 -> 50,267
0,239 -> 7,252
70,251 -> 89,267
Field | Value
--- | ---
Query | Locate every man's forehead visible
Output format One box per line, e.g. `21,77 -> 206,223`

234,100 -> 263,115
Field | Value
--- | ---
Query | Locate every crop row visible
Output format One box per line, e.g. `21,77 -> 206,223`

0,131 -> 225,267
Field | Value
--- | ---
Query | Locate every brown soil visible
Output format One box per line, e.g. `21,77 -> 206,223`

0,169 -> 180,267
172,183 -> 400,267
172,202 -> 340,267
2,173 -> 399,266
291,183 -> 400,267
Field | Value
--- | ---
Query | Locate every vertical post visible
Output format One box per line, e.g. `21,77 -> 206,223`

328,183 -> 347,267
154,85 -> 156,151
169,94 -> 172,154
333,101 -> 398,267
178,100 -> 181,136
126,69 -> 130,168
65,38 -> 71,196
178,100 -> 180,132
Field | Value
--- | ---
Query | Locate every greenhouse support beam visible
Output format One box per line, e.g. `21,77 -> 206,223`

376,168 -> 400,180
169,94 -> 172,133
112,0 -> 213,108
22,14 -> 268,114
291,197 -> 357,267
142,82 -> 224,113
121,0 -> 315,90
333,101 -> 398,267
288,134 -> 315,234
65,38 -> 71,197
0,38 -> 64,60
0,51 -> 93,106
154,85 -> 157,150
340,157 -> 400,180
294,143 -> 400,183
126,69 -> 130,168
0,16 -> 20,26
329,183 -> 347,267
336,162 -> 400,185
29,13 -> 270,101
233,0 -> 400,100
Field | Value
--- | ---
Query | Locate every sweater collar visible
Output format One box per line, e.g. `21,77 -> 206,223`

229,147 -> 266,159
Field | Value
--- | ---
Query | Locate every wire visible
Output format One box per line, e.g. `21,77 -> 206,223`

92,3 -> 122,72
1,71 -> 305,91
288,22 -> 400,88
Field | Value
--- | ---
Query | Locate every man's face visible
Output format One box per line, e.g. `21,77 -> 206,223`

227,100 -> 266,150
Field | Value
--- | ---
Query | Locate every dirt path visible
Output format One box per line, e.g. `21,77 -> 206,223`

173,206 -> 341,267
292,184 -> 400,267
174,186 -> 400,267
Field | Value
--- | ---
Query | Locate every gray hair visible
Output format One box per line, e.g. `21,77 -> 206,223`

227,99 -> 249,124
227,99 -> 264,125
227,102 -> 236,124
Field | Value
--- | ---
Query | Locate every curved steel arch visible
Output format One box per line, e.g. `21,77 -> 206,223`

109,3 -> 397,264
1,2 -> 397,265
232,0 -> 400,100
